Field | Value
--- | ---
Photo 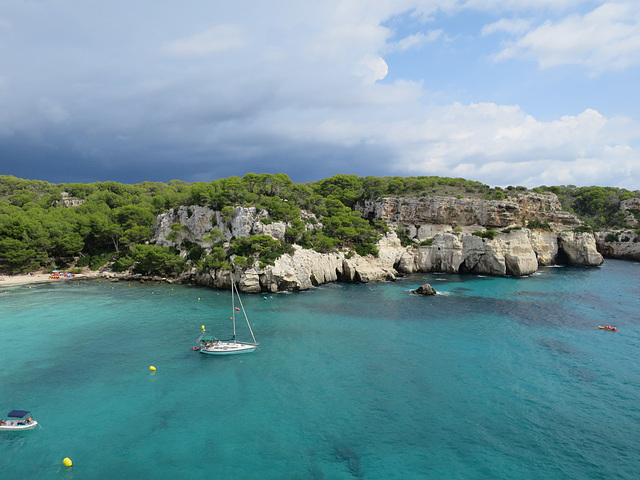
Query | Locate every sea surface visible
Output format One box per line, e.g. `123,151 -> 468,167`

1,259 -> 639,479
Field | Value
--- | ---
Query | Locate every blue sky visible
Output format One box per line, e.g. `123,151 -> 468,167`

1,0 -> 639,189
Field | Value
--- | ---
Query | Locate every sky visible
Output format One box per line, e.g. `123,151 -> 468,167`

1,0 -> 639,189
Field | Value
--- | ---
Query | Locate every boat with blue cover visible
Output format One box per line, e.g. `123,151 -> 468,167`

0,410 -> 38,431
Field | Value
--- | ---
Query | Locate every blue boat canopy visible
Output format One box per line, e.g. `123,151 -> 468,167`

7,410 -> 30,418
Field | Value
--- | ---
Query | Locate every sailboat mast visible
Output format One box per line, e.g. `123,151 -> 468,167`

234,286 -> 257,344
231,277 -> 237,341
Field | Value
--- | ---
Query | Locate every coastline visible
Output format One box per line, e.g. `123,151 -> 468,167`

0,270 -> 100,288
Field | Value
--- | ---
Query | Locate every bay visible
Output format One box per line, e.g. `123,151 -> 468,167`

1,259 -> 639,479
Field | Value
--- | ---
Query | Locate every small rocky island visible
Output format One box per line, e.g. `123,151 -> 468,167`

414,283 -> 437,296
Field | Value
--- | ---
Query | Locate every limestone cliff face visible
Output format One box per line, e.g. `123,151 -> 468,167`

558,232 -> 605,265
619,198 -> 640,228
391,228 -> 600,278
152,193 -> 604,293
359,193 -> 581,229
153,205 -> 288,248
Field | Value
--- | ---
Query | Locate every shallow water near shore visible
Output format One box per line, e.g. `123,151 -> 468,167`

1,260 -> 639,479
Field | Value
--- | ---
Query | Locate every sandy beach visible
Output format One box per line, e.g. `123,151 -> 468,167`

0,270 -> 99,287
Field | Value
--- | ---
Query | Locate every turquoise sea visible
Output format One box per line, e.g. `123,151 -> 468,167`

1,259 -> 639,479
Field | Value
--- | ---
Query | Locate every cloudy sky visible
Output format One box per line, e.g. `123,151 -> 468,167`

1,0 -> 639,189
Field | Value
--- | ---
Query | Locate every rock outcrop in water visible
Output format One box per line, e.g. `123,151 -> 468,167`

414,283 -> 437,296
151,193 -> 604,292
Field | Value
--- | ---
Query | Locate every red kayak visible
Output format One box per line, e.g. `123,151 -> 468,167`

599,326 -> 618,332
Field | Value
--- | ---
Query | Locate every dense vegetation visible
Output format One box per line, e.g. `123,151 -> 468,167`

1,174 -> 638,274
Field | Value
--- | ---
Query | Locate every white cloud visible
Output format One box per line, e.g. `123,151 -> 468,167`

390,30 -> 443,51
463,0 -> 589,11
482,18 -> 532,36
493,1 -> 640,72
355,55 -> 389,84
163,24 -> 246,56
260,95 -> 639,187
389,105 -> 640,188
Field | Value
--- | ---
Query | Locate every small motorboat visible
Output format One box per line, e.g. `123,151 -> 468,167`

0,410 -> 38,431
598,326 -> 618,332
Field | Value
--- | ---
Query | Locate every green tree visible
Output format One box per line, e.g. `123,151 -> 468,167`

200,247 -> 229,271
313,174 -> 363,207
118,245 -> 186,276
0,238 -> 38,271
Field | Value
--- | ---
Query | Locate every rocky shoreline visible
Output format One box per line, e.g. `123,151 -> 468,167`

146,193 -> 611,293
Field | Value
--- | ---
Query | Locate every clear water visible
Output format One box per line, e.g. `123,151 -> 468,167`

1,260 -> 639,479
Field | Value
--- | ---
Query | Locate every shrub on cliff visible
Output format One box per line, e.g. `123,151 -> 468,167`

527,220 -> 551,230
472,230 -> 498,240
502,226 -> 522,234
200,247 -> 230,271
297,230 -> 338,253
604,233 -> 619,242
396,226 -> 413,247
354,242 -> 379,257
230,235 -> 294,267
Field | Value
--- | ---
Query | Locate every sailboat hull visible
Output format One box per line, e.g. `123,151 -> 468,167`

199,342 -> 258,355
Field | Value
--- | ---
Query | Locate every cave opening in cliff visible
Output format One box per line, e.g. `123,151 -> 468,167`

555,247 -> 569,266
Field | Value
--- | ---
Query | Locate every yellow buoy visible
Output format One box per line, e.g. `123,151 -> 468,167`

63,457 -> 73,467
198,298 -> 200,301
201,325 -> 205,330
149,366 -> 156,371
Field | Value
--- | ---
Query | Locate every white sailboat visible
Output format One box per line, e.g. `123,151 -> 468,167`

196,277 -> 259,355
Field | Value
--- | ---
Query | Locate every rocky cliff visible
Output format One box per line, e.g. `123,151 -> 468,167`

153,205 -> 289,247
151,193 -> 604,293
358,193 -> 581,230
595,231 -> 640,261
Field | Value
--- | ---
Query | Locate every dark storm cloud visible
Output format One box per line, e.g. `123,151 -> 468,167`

0,0 -> 639,188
